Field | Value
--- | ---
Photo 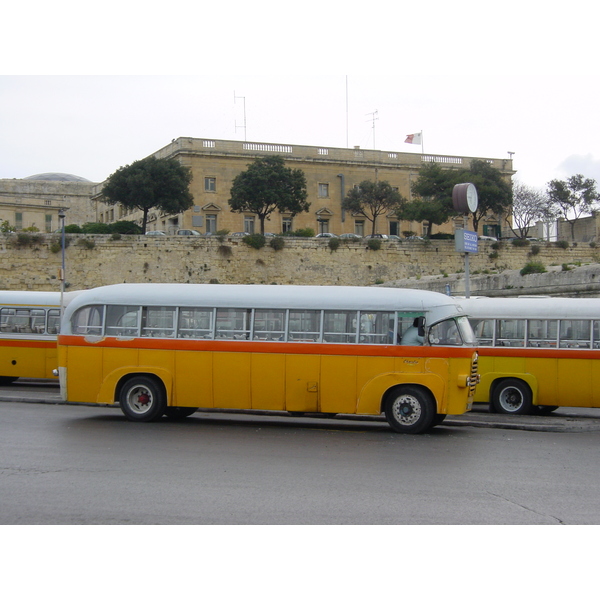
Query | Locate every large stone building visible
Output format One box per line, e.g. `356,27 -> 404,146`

0,173 -> 97,231
93,137 -> 514,237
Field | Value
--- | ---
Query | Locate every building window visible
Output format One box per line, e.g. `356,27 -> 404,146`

45,214 -> 52,233
206,214 -> 217,234
44,200 -> 52,206
244,216 -> 255,234
15,213 -> 22,230
389,221 -> 399,236
354,220 -> 365,236
318,183 -> 329,198
422,224 -> 429,237
317,219 -> 329,234
282,217 -> 293,233
205,177 -> 216,192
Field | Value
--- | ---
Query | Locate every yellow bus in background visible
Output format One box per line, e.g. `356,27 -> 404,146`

459,296 -> 600,414
57,284 -> 479,434
0,291 -> 67,384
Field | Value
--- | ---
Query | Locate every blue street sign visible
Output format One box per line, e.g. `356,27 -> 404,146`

455,228 -> 478,253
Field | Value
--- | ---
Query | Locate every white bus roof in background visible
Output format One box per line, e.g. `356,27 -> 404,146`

0,290 -> 85,308
459,296 -> 600,320
63,284 -> 464,314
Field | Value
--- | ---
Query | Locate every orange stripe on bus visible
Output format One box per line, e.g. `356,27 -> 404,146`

57,335 -> 475,358
476,346 -> 600,360
0,339 -> 57,349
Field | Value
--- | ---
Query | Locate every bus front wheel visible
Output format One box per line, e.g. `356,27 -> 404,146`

163,407 -> 198,420
119,376 -> 166,422
384,386 -> 436,434
491,379 -> 533,415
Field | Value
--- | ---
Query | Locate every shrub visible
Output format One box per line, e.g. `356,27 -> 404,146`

328,237 -> 341,251
511,237 -> 530,247
488,251 -> 499,260
242,233 -> 266,249
64,224 -> 82,233
284,228 -> 315,238
215,229 -> 230,243
555,240 -> 569,249
110,232 -> 122,241
561,263 -> 573,271
12,232 -> 43,247
520,261 -> 546,275
269,236 -> 285,251
82,222 -> 110,234
77,238 -> 96,249
367,238 -> 382,251
110,220 -> 142,235
530,245 -> 541,255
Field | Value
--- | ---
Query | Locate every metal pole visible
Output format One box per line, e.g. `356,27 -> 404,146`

58,209 -> 66,321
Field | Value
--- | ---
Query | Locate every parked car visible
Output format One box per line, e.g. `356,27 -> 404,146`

177,229 -> 202,236
231,232 -> 249,237
478,235 -> 497,241
339,233 -> 362,240
387,235 -> 401,241
145,230 -> 166,236
315,233 -> 338,238
364,234 -> 388,239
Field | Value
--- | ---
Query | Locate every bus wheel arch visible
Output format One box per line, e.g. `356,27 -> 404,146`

490,378 -> 533,415
117,373 -> 167,422
382,384 -> 437,434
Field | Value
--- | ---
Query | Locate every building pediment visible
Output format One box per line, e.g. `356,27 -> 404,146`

315,207 -> 334,216
202,202 -> 222,212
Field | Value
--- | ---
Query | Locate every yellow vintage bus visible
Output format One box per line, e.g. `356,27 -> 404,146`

0,290 -> 66,384
459,296 -> 600,414
57,284 -> 479,433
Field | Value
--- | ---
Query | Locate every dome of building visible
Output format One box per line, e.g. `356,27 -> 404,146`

24,172 -> 92,182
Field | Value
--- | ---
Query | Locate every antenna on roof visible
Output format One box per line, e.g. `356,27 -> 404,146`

366,109 -> 379,149
234,91 -> 247,141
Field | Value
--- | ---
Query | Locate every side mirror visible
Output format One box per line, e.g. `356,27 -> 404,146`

416,316 -> 426,337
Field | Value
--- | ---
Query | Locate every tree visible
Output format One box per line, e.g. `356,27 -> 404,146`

342,180 -> 406,236
101,156 -> 194,234
547,174 -> 600,240
397,160 -> 512,235
395,162 -> 455,236
459,159 -> 512,233
506,182 -> 553,239
229,156 -> 309,234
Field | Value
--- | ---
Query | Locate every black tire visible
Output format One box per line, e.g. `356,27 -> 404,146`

163,407 -> 197,420
432,413 -> 447,426
384,385 -> 436,434
536,405 -> 559,415
491,378 -> 533,415
119,376 -> 167,422
0,376 -> 18,385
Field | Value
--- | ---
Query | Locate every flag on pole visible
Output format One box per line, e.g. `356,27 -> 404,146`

405,132 -> 422,145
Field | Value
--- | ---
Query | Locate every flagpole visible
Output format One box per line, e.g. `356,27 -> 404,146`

421,130 -> 424,155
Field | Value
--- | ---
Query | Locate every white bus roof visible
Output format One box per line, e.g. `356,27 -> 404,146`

63,284 -> 464,315
459,296 -> 600,320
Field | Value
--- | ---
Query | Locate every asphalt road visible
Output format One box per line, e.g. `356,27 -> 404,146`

2,380 -> 600,524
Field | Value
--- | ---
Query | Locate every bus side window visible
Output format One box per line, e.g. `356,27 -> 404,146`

72,305 -> 104,336
323,310 -> 357,343
359,312 -> 394,344
288,310 -> 321,342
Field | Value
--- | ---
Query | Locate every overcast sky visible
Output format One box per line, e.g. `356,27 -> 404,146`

2,1 -> 599,191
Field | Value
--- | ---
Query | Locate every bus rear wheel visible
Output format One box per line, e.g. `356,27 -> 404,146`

119,376 -> 166,422
491,378 -> 533,415
384,386 -> 436,434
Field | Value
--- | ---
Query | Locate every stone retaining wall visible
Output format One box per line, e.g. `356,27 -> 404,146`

1,234 -> 598,293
